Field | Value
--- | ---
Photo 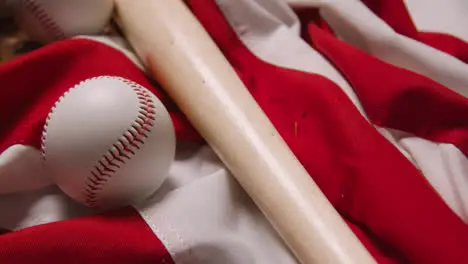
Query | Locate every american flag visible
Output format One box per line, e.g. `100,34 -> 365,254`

0,0 -> 467,263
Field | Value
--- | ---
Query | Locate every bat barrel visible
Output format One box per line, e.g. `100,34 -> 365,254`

114,1 -> 375,263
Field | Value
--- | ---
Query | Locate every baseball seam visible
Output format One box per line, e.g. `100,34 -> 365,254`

41,76 -> 156,207
23,0 -> 66,40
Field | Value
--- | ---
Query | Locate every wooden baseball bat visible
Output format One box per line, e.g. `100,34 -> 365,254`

113,1 -> 375,263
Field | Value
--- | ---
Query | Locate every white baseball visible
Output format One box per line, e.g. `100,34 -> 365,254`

41,76 -> 176,208
7,0 -> 113,43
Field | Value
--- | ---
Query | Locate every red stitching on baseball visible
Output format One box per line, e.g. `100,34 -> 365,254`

109,148 -> 125,163
88,173 -> 104,186
86,184 -> 103,192
98,160 -> 116,173
23,0 -> 66,40
103,155 -> 121,169
115,140 -> 132,159
128,129 -> 145,144
120,136 -> 137,155
83,78 -> 156,207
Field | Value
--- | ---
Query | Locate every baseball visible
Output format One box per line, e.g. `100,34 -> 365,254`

41,76 -> 176,208
7,0 -> 114,43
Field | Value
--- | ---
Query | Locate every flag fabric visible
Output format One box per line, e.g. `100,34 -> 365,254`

0,0 -> 467,263
361,0 -> 468,63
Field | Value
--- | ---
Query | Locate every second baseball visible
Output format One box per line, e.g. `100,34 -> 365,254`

8,0 -> 114,43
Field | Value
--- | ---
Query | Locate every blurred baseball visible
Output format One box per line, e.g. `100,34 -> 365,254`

41,76 -> 176,208
7,0 -> 114,43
